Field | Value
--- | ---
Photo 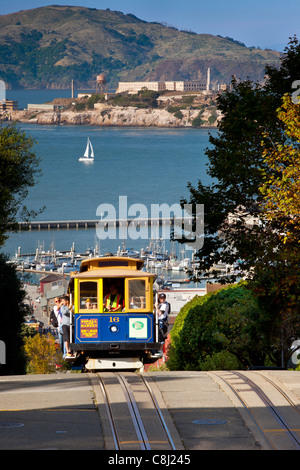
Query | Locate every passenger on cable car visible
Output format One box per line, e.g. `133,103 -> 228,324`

103,283 -> 124,312
155,293 -> 170,342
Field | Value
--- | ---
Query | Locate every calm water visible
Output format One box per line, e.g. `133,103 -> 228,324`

3,91 -> 216,258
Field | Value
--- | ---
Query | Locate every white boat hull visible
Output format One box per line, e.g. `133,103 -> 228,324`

78,157 -> 94,162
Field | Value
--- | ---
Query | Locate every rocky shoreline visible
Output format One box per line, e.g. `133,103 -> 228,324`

1,105 -> 221,128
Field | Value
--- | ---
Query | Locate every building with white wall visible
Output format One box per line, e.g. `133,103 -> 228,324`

117,79 -> 208,94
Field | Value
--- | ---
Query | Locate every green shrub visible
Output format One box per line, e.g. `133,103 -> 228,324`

174,110 -> 183,119
198,351 -> 244,370
74,102 -> 86,111
167,283 -> 266,370
191,112 -> 204,127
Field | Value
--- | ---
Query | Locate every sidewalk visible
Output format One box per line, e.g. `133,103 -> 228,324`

23,283 -> 48,324
0,374 -> 104,450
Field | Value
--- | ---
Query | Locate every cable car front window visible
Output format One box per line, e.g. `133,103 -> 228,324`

128,279 -> 146,310
79,281 -> 98,311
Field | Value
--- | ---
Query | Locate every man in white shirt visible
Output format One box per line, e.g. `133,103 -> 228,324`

50,297 -> 64,353
155,293 -> 170,341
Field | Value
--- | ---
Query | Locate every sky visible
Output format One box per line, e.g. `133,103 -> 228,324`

0,0 -> 298,52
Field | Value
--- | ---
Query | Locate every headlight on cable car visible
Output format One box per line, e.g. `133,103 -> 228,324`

110,325 -> 119,334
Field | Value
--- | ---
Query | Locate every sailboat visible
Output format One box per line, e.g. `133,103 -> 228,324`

79,137 -> 94,162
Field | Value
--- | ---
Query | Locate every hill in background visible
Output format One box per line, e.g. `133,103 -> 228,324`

0,5 -> 281,90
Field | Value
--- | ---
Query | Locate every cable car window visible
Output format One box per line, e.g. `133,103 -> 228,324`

128,279 -> 146,310
79,281 -> 98,310
103,278 -> 124,312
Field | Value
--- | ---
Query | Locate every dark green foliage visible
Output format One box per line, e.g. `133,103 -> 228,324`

0,124 -> 42,245
177,37 -> 300,369
174,110 -> 183,119
167,284 -> 276,370
0,254 -> 28,375
191,113 -> 204,127
181,40 -> 297,281
0,125 -> 42,374
111,89 -> 159,108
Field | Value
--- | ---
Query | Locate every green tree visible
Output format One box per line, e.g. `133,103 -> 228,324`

0,254 -> 28,375
168,284 -> 276,370
250,93 -> 300,367
259,93 -> 300,228
0,124 -> 42,374
180,37 -> 300,281
0,124 -> 42,245
181,77 -> 281,280
179,37 -> 300,367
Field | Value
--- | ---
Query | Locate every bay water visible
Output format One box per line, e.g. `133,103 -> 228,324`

3,90 -> 216,264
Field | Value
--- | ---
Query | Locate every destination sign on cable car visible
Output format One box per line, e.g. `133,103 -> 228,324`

74,314 -> 154,343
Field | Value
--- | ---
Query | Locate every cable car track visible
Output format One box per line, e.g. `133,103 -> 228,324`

95,372 -> 177,451
210,371 -> 300,450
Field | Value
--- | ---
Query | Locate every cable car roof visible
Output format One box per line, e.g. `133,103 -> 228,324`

79,256 -> 145,273
70,268 -> 155,279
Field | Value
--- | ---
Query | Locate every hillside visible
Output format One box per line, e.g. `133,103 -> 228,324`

0,5 -> 281,89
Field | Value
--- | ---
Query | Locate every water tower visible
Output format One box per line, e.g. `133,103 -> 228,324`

96,73 -> 107,93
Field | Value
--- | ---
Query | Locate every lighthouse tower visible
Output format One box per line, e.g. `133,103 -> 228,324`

206,68 -> 211,91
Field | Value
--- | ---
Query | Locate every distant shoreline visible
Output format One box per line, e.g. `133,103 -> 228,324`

0,107 -> 220,129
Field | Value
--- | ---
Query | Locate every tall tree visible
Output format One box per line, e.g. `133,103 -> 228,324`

0,124 -> 41,374
180,37 -> 300,367
252,94 -> 300,366
0,253 -> 28,374
182,37 -> 300,281
259,93 -> 300,228
0,124 -> 41,245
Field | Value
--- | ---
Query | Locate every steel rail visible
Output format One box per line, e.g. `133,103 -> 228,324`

235,371 -> 300,449
97,373 -> 120,450
116,373 -> 151,450
213,371 -> 300,450
211,371 -> 276,449
140,374 -> 177,450
255,371 -> 300,416
97,372 -> 176,450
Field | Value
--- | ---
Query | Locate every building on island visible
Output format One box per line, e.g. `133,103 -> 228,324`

27,103 -> 62,111
117,79 -> 208,94
117,68 -> 212,94
0,100 -> 18,111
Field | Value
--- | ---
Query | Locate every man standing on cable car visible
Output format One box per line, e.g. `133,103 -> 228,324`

104,283 -> 124,312
156,293 -> 170,342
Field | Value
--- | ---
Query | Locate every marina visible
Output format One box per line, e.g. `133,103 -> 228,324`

12,240 -> 194,278
12,238 -> 237,288
17,216 -> 183,231
2,106 -> 217,302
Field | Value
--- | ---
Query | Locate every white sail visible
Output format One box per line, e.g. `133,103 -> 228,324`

89,139 -> 94,159
83,138 -> 90,157
79,137 -> 94,162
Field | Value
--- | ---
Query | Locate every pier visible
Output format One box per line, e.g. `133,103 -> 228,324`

17,216 -> 191,231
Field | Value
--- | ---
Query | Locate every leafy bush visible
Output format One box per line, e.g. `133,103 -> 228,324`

24,333 -> 64,374
112,89 -> 159,108
208,111 -> 218,125
167,283 -> 266,370
191,112 -> 204,127
174,110 -> 183,119
86,94 -> 105,109
198,351 -> 243,370
74,102 -> 86,111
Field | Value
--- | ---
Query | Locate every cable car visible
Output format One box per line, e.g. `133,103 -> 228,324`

68,256 -> 164,370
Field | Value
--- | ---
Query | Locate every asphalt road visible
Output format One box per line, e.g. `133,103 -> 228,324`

2,370 -> 299,451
